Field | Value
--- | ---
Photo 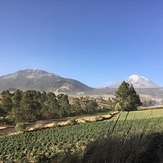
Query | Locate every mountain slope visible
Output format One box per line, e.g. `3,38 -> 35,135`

0,71 -> 163,99
127,75 -> 159,88
90,75 -> 163,99
110,74 -> 160,88
0,69 -> 92,93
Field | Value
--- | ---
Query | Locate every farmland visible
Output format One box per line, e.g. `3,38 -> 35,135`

0,109 -> 163,162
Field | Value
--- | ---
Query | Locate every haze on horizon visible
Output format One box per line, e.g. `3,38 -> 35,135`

0,0 -> 163,87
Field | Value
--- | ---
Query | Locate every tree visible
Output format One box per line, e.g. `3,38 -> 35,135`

71,97 -> 82,115
41,92 -> 59,119
19,90 -> 41,121
10,90 -> 23,123
0,106 -> 6,120
0,91 -> 13,119
57,94 -> 70,117
114,81 -> 142,111
84,99 -> 98,113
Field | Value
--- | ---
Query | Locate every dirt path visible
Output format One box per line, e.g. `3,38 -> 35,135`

0,118 -> 69,136
0,112 -> 119,137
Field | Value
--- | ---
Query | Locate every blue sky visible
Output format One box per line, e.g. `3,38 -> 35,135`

0,0 -> 163,87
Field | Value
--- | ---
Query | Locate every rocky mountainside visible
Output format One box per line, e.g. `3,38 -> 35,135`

0,69 -> 92,94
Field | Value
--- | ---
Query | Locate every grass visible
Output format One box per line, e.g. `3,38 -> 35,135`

0,109 -> 163,162
119,108 -> 163,120
82,132 -> 163,163
82,109 -> 163,163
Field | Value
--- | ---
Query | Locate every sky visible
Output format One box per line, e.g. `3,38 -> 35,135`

0,0 -> 163,87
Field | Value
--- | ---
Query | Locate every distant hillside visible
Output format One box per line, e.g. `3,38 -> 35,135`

0,70 -> 163,100
90,75 -> 163,100
111,74 -> 160,88
0,69 -> 92,94
90,87 -> 163,99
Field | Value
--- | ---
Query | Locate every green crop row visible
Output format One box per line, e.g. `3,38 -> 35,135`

0,111 -> 163,163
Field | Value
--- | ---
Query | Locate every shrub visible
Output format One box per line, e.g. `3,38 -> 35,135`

115,102 -> 122,111
15,122 -> 26,132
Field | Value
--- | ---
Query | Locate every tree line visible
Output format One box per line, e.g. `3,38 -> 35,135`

0,90 -> 104,123
0,81 -> 142,123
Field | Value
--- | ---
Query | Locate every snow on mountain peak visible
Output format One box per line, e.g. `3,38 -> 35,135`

129,74 -> 140,80
127,74 -> 159,88
129,75 -> 149,82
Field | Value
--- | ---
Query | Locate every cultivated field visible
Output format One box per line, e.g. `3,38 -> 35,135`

0,109 -> 163,162
120,108 -> 163,120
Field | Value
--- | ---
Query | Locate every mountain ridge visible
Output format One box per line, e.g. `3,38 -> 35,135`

109,74 -> 160,89
127,74 -> 159,88
0,69 -> 92,94
0,69 -> 163,99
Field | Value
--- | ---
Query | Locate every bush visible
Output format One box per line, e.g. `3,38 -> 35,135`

15,123 -> 26,132
115,102 -> 122,111
67,118 -> 77,125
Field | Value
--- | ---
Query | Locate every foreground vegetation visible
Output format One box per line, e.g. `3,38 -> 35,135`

0,109 -> 163,163
83,131 -> 163,163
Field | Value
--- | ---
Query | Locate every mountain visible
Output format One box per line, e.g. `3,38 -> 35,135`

0,69 -> 92,94
0,70 -> 163,100
90,75 -> 163,100
127,75 -> 159,88
111,74 -> 160,88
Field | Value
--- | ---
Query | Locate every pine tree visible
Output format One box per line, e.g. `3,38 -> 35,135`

57,94 -> 70,117
19,90 -> 41,121
114,81 -> 142,111
0,91 -> 13,118
41,92 -> 59,118
10,90 -> 23,122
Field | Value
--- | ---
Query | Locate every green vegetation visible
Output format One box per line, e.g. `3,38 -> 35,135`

0,90 -> 111,124
0,109 -> 163,162
0,86 -> 162,162
114,81 -> 142,111
15,122 -> 26,132
82,132 -> 163,163
119,109 -> 163,120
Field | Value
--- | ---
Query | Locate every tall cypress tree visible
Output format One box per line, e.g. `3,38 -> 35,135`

114,81 -> 142,111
